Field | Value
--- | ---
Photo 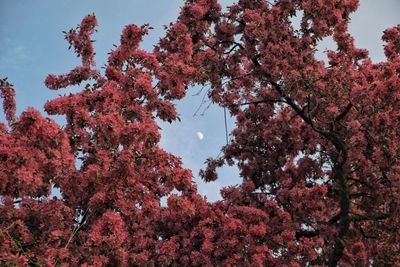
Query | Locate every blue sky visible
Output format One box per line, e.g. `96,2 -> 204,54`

1,0 -> 399,201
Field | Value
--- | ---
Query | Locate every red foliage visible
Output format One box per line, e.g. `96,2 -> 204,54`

154,0 -> 400,265
1,2 -> 400,266
1,14 -> 196,266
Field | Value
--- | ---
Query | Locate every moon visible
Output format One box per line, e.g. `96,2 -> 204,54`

196,131 -> 204,140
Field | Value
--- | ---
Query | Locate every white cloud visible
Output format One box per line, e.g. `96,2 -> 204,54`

0,38 -> 29,70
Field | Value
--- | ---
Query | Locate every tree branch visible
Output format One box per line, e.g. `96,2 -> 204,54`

334,102 -> 352,123
295,229 -> 320,240
350,213 -> 390,222
64,209 -> 89,249
327,159 -> 350,267
240,98 -> 282,106
239,39 -> 351,265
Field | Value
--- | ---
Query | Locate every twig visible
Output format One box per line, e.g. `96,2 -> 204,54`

223,107 -> 229,145
64,209 -> 89,249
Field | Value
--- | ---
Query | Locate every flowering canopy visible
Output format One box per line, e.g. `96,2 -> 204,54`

1,0 -> 400,266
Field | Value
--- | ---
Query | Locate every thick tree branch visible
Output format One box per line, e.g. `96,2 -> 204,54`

266,75 -> 350,266
327,162 -> 350,267
261,74 -> 350,267
334,102 -> 352,123
350,213 -> 390,222
236,33 -> 352,265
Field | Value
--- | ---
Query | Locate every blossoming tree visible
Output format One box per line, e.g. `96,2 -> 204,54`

158,0 -> 400,265
1,0 -> 400,266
